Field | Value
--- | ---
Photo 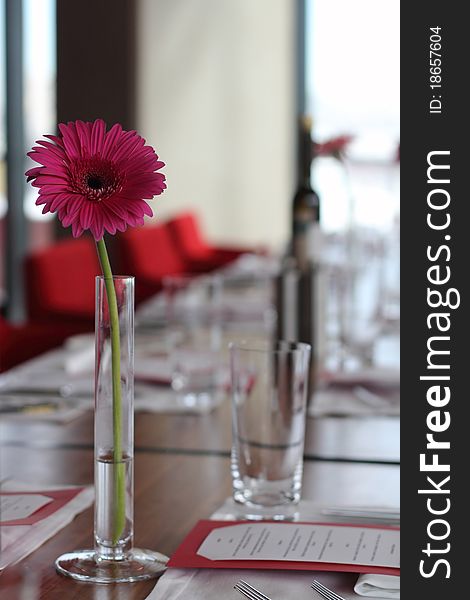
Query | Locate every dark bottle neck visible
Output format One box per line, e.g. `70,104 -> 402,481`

297,118 -> 313,187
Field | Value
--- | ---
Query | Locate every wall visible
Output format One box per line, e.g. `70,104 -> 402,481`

136,0 -> 296,252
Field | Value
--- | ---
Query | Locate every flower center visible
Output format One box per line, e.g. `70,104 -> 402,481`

70,157 -> 124,201
87,175 -> 104,190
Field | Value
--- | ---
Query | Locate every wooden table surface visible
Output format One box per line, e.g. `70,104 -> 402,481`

0,442 -> 399,599
0,399 -> 400,600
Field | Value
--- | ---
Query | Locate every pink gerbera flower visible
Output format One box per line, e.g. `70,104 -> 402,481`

25,119 -> 166,240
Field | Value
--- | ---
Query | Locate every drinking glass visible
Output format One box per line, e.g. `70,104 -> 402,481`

230,340 -> 311,519
163,274 -> 224,408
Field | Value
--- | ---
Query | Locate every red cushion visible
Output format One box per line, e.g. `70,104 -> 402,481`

165,212 -> 250,271
24,237 -> 100,325
165,212 -> 213,261
118,224 -> 187,301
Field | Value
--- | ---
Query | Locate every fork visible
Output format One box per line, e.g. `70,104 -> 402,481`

311,579 -> 346,600
234,579 -> 273,600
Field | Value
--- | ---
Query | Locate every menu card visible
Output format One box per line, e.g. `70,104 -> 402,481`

0,483 -> 93,570
168,520 -> 400,576
0,494 -> 53,525
0,488 -> 83,526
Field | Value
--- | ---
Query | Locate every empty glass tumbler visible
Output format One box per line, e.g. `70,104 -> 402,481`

230,340 -> 311,519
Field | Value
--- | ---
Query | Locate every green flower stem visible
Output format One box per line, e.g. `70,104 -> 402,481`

96,238 -> 126,545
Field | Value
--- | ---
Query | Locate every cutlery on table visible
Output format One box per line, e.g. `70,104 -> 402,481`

234,579 -> 273,600
311,579 -> 346,600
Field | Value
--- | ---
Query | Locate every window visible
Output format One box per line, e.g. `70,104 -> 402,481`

0,0 -> 56,311
305,0 -> 400,367
306,0 -> 399,232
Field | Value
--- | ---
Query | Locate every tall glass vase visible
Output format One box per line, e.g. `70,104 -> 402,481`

55,276 -> 168,583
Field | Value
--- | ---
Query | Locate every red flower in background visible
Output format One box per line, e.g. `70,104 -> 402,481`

26,119 -> 166,240
312,134 -> 354,161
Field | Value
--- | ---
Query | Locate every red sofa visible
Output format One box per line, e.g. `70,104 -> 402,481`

118,222 -> 187,303
165,212 -> 252,272
24,237 -> 99,330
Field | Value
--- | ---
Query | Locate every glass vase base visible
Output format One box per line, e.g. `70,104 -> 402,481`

55,548 -> 169,583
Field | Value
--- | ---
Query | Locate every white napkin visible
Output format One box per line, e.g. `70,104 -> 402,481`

354,574 -> 400,598
64,334 -> 95,375
145,568 -> 362,600
0,481 -> 93,570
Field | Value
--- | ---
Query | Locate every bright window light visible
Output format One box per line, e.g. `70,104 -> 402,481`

305,0 -> 400,233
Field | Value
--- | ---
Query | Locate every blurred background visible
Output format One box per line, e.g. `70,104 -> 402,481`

0,0 -> 399,329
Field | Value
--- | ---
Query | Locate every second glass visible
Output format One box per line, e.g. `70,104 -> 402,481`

230,340 -> 311,519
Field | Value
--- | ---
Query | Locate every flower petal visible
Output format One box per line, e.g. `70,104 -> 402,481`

90,119 -> 106,155
71,219 -> 84,238
102,123 -> 123,159
75,120 -> 93,155
79,202 -> 95,229
58,122 -> 82,159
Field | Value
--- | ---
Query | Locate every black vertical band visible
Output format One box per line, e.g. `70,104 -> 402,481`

401,3 -> 465,595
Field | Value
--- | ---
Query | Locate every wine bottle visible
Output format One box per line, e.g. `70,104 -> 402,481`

291,115 -> 321,271
283,116 -> 326,397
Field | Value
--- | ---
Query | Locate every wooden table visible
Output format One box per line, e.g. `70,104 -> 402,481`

0,449 -> 399,599
0,408 -> 399,599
